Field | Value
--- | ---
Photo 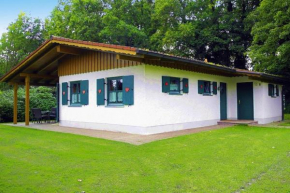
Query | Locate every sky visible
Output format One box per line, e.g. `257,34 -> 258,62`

0,0 -> 59,36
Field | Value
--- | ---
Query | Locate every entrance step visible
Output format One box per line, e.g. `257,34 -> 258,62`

218,120 -> 258,126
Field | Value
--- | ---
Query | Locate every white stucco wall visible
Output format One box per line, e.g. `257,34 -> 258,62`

253,82 -> 282,124
59,64 -> 282,135
213,76 -> 282,124
142,65 -> 227,133
59,65 -> 150,134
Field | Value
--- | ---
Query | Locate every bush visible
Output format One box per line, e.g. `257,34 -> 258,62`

0,90 -> 14,122
285,104 -> 290,114
0,86 -> 56,123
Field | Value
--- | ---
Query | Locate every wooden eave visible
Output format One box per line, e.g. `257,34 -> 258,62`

0,36 -> 287,86
0,36 -> 138,86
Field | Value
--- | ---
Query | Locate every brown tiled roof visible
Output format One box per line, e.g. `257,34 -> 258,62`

51,36 -> 137,52
0,36 -> 287,83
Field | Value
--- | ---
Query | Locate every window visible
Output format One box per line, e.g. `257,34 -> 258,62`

71,81 -> 81,104
170,77 -> 180,93
108,77 -> 123,104
268,84 -> 279,98
203,81 -> 211,94
97,76 -> 134,106
162,76 -> 188,94
62,80 -> 89,106
198,80 -> 217,95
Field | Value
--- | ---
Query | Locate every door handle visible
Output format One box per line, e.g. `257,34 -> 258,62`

239,100 -> 241,104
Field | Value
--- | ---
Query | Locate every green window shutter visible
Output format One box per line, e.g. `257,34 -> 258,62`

268,84 -> 273,96
182,78 -> 189,93
97,78 -> 105,105
276,85 -> 279,96
198,80 -> 204,94
80,80 -> 89,105
62,82 -> 68,105
123,75 -> 134,105
213,82 -> 217,95
162,76 -> 170,93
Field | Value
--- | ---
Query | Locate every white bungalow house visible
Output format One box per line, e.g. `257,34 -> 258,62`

0,36 -> 286,135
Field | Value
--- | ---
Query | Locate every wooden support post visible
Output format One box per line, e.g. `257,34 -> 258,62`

25,76 -> 30,126
13,83 -> 18,124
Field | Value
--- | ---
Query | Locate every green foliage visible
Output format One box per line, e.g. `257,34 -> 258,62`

45,0 -> 153,47
100,12 -> 148,47
285,103 -> 290,114
248,0 -> 290,109
30,87 -> 57,112
1,125 -> 290,192
0,87 -> 56,123
158,0 -> 259,68
157,0 -> 260,68
0,12 -> 44,76
248,0 -> 290,76
0,0 -> 263,73
44,0 -> 104,42
0,90 -> 14,122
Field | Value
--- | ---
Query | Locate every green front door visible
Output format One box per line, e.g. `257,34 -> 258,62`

220,82 -> 227,120
237,82 -> 254,120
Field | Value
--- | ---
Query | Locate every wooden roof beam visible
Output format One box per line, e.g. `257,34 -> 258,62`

37,54 -> 65,74
25,46 -> 58,71
50,69 -> 58,76
57,45 -> 81,55
9,81 -> 56,87
20,73 -> 58,80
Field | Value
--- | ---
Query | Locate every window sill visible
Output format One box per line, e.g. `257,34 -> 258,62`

203,93 -> 213,96
169,92 -> 182,95
69,104 -> 82,107
106,104 -> 125,108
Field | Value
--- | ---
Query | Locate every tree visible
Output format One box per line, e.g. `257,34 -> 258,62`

248,0 -> 290,113
155,0 -> 260,68
248,0 -> 290,76
100,0 -> 153,47
44,0 -> 104,42
150,0 -> 187,51
0,12 -> 44,76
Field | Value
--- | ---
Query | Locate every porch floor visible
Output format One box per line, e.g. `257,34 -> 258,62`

218,120 -> 258,125
6,122 -> 230,145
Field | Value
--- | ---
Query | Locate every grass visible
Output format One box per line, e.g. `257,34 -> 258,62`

0,125 -> 290,192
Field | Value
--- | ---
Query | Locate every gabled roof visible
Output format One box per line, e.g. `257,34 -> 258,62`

0,36 -> 138,86
0,36 -> 288,86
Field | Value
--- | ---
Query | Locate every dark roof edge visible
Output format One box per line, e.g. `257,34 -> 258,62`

137,49 -> 289,83
136,49 -> 236,73
260,73 -> 289,82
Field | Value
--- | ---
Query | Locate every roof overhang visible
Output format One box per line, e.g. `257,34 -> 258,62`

0,36 -> 137,86
135,49 -> 288,84
0,36 -> 288,86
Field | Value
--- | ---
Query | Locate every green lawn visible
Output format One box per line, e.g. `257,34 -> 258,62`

1,124 -> 290,192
